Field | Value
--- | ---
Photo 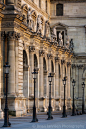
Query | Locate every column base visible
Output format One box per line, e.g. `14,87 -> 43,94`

1,96 -> 27,117
0,110 -> 3,118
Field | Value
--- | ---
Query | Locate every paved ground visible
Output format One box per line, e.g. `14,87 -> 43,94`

0,113 -> 86,129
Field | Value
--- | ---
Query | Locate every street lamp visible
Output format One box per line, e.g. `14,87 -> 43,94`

62,76 -> 67,118
82,82 -> 85,114
71,79 -> 76,116
31,69 -> 38,122
47,73 -> 53,120
3,62 -> 11,127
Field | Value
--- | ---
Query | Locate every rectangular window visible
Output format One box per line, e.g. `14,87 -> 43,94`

45,0 -> 47,13
39,0 -> 41,8
56,4 -> 63,16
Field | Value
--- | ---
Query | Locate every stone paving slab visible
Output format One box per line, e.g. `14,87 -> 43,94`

0,114 -> 86,129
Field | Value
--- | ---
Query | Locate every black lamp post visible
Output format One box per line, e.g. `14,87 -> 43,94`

47,73 -> 53,120
3,62 -> 11,127
71,79 -> 76,116
82,82 -> 85,114
62,76 -> 67,118
31,69 -> 38,122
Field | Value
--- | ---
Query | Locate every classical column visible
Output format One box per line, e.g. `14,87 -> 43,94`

39,50 -> 44,97
8,32 -> 16,96
67,62 -> 71,98
55,57 -> 59,98
18,38 -> 24,97
29,46 -> 35,97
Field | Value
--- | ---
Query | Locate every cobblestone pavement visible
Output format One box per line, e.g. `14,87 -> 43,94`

0,114 -> 86,129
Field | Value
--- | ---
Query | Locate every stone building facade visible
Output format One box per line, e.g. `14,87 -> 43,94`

0,0 -> 85,117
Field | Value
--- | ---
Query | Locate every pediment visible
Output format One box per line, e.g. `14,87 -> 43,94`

51,22 -> 68,29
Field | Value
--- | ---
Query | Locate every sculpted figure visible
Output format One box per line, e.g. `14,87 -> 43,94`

27,8 -> 32,29
69,39 -> 74,52
45,22 -> 50,38
59,31 -> 63,46
37,16 -> 42,33
65,36 -> 70,49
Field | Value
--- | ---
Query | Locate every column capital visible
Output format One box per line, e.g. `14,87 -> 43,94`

77,64 -> 83,69
29,46 -> 35,52
67,62 -> 71,67
7,31 -> 20,40
55,57 -> 59,62
39,50 -> 45,57
47,54 -> 53,59
72,64 -> 76,69
61,60 -> 65,65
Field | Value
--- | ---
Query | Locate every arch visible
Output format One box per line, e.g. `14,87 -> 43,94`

43,57 -> 46,70
22,4 -> 28,12
56,3 -> 63,16
51,60 -> 54,73
34,54 -> 38,68
23,50 -> 28,101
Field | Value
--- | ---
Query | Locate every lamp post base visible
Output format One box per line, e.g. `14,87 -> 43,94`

47,106 -> 53,120
62,106 -> 67,118
31,106 -> 38,122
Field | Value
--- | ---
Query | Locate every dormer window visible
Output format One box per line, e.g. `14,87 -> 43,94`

56,4 -> 63,16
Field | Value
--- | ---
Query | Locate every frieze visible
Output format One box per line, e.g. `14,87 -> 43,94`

2,22 -> 20,28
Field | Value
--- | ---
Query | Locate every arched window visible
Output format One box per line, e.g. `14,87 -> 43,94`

39,0 -> 41,8
45,0 -> 47,13
43,57 -> 46,70
34,54 -> 38,68
51,61 -> 54,73
56,4 -> 63,16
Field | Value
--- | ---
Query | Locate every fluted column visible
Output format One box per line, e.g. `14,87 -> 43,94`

8,32 -> 16,96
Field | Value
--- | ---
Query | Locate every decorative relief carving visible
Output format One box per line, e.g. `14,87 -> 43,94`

29,46 -> 35,52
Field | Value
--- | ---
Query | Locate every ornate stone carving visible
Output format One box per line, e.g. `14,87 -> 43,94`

29,46 -> 35,52
39,50 -> 45,57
